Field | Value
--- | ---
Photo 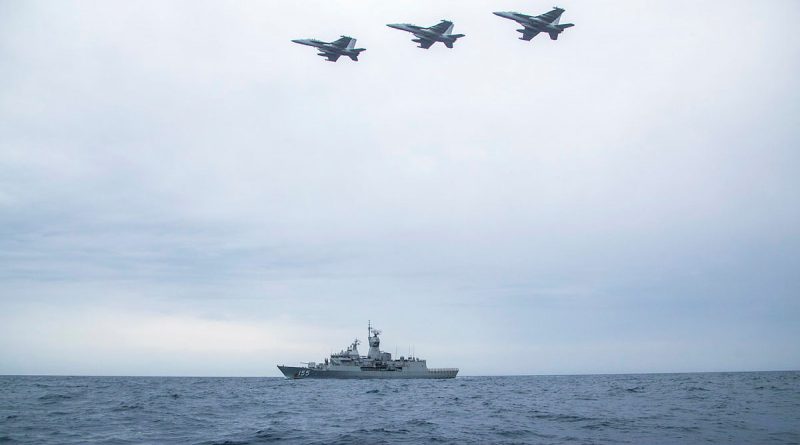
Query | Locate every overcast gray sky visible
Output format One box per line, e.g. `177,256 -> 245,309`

1,0 -> 799,376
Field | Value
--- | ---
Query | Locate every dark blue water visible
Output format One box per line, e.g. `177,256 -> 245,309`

1,372 -> 798,444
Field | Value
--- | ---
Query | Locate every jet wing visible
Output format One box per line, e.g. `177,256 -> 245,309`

320,53 -> 341,62
417,39 -> 436,49
519,28 -> 540,41
536,8 -> 565,24
428,20 -> 454,35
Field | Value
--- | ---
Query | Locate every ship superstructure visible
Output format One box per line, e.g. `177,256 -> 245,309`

278,322 -> 458,379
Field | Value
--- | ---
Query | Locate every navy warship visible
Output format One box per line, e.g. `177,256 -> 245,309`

278,323 -> 458,379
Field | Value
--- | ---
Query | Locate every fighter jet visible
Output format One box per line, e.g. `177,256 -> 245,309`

291,36 -> 366,62
386,20 -> 465,49
493,7 -> 574,41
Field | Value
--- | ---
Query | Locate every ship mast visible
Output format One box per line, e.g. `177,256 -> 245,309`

366,320 -> 382,360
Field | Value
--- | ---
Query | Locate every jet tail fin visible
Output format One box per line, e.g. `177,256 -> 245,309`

549,23 -> 573,40
444,34 -> 465,48
349,48 -> 366,61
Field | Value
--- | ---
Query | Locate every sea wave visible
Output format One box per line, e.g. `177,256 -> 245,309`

0,373 -> 798,444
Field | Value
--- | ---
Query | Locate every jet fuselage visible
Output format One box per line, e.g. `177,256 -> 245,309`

291,39 -> 356,56
291,38 -> 366,62
386,22 -> 465,48
386,24 -> 459,44
493,12 -> 561,33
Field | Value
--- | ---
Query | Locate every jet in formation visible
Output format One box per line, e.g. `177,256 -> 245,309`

293,7 -> 574,62
386,20 -> 465,49
493,7 -> 574,41
291,36 -> 366,62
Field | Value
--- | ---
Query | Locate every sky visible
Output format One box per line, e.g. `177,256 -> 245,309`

1,0 -> 799,377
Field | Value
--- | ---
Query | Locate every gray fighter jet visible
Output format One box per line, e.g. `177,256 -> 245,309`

386,20 -> 465,49
493,7 -> 574,41
291,36 -> 366,62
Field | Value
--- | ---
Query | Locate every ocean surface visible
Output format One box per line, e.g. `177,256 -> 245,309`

1,372 -> 798,444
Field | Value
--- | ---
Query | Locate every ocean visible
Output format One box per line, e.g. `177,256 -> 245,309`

1,372 -> 798,444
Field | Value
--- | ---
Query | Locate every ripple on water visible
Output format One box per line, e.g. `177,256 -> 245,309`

37,393 -> 72,401
0,373 -> 798,444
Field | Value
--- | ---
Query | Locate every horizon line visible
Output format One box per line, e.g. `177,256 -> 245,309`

2,369 -> 798,379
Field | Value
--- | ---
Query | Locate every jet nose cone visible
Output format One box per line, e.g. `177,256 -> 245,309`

386,24 -> 403,30
493,11 -> 511,18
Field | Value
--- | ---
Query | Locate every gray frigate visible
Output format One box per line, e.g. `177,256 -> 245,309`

278,323 -> 458,379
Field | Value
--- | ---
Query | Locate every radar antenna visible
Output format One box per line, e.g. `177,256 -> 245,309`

367,320 -> 381,338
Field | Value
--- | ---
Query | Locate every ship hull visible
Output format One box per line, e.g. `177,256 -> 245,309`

278,365 -> 458,380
